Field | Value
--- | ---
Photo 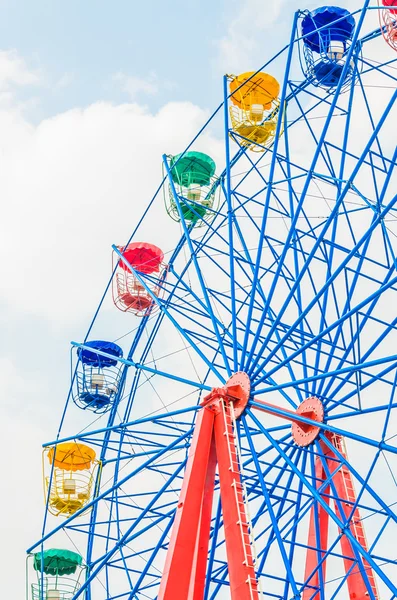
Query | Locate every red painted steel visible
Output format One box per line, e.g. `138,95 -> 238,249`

292,397 -> 324,447
302,435 -> 379,599
190,435 -> 217,600
251,397 -> 379,598
324,435 -> 379,600
303,445 -> 330,600
225,371 -> 251,417
213,399 -> 259,599
253,396 -> 324,445
158,407 -> 216,600
160,386 -> 379,600
158,378 -> 259,600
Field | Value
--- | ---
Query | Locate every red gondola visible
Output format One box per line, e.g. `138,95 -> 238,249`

113,242 -> 167,316
379,0 -> 397,50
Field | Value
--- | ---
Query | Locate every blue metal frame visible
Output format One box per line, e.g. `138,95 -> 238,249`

28,4 -> 397,600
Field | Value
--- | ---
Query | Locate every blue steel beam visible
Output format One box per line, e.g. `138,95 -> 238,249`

247,409 -> 397,596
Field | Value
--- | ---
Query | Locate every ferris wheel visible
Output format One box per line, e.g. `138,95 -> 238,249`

27,3 -> 397,600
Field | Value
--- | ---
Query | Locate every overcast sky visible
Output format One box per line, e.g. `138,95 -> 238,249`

0,0 -> 383,597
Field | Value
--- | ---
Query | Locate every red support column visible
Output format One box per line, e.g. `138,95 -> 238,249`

213,399 -> 259,600
158,378 -> 259,600
303,435 -> 379,600
189,435 -> 217,600
252,395 -> 380,599
303,452 -> 330,600
323,435 -> 379,600
160,386 -> 380,600
158,407 -> 216,600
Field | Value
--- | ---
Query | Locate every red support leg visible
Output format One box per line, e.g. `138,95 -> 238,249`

189,435 -> 217,600
158,407 -> 216,600
324,435 -> 379,600
159,378 -> 259,600
303,435 -> 379,600
161,386 -> 379,600
303,452 -> 330,600
213,399 -> 259,600
252,395 -> 380,599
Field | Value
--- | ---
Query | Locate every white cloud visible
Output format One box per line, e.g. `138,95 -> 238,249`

215,0 -> 284,73
0,50 -> 42,110
113,71 -> 159,100
215,0 -> 372,74
55,72 -> 75,89
0,99 -> 222,330
0,49 -> 41,91
0,54 -> 223,598
0,412 -> 46,589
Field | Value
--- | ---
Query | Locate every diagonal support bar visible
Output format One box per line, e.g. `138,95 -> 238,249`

252,393 -> 380,598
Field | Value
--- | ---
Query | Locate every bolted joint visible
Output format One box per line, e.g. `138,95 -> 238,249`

200,372 -> 251,419
202,388 -> 227,405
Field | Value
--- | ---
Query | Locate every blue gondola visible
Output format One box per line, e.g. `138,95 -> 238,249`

300,6 -> 356,89
73,340 -> 124,413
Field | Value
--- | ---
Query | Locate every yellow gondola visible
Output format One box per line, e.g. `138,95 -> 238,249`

228,71 -> 281,152
44,442 -> 100,517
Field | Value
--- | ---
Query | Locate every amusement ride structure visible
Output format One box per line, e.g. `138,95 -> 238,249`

27,3 -> 397,599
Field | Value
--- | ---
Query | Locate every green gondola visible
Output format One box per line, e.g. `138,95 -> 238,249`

165,151 -> 219,227
30,549 -> 84,600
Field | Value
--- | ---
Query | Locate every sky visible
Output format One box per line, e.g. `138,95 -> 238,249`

0,0 -> 387,597
0,0 -> 368,118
